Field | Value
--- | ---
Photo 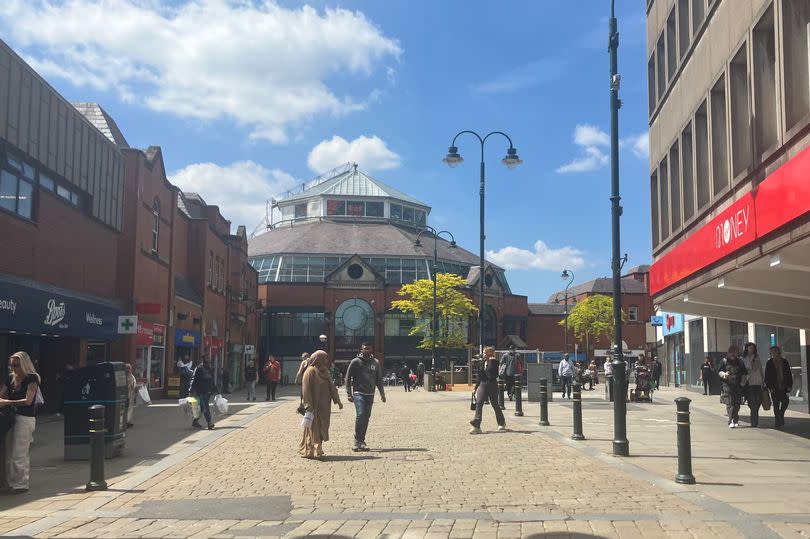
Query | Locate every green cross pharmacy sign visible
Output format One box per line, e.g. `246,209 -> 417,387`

118,315 -> 138,334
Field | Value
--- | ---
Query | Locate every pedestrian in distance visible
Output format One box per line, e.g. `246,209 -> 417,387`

294,352 -> 311,385
417,361 -> 425,388
190,354 -> 216,430
0,351 -> 41,494
718,345 -> 748,428
603,357 -> 614,401
177,354 -> 193,399
764,345 -> 793,428
742,342 -> 764,428
400,363 -> 411,392
244,360 -> 258,401
125,363 -> 137,428
652,356 -> 663,390
499,345 -> 522,401
700,357 -> 713,395
299,351 -> 343,459
558,354 -> 574,399
345,342 -> 386,452
588,359 -> 598,390
469,346 -> 506,434
264,356 -> 281,401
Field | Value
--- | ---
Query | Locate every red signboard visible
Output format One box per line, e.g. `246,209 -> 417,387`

650,144 -> 810,296
650,192 -> 756,295
136,321 -> 166,346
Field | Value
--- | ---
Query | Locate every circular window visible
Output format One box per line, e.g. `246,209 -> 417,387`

485,274 -> 493,288
347,264 -> 364,279
342,304 -> 368,330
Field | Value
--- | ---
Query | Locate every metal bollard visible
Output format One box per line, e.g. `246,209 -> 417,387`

514,377 -> 523,416
497,378 -> 506,410
86,405 -> 108,491
539,378 -> 550,426
675,397 -> 696,484
572,383 -> 585,440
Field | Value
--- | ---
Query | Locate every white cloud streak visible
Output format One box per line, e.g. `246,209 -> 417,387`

1,0 -> 401,144
486,240 -> 585,271
307,135 -> 401,173
556,124 -> 648,173
170,161 -> 298,232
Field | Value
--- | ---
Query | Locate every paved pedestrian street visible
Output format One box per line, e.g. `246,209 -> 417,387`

1,387 -> 810,538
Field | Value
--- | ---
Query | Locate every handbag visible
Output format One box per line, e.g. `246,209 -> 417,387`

296,395 -> 306,416
470,390 -> 477,411
761,388 -> 772,411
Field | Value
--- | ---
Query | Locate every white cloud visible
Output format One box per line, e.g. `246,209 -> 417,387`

557,124 -> 648,173
486,240 -> 585,271
170,161 -> 298,232
307,135 -> 401,173
1,0 -> 401,143
471,57 -> 566,95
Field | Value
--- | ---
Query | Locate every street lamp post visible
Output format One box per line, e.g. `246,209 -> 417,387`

319,334 -> 327,352
609,0 -> 629,457
414,227 -> 457,372
443,132 -> 522,355
561,269 -> 575,355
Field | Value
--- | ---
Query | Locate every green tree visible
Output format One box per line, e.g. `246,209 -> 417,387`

391,273 -> 478,360
562,295 -> 627,351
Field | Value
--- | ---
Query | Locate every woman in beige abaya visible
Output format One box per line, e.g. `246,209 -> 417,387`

299,350 -> 343,458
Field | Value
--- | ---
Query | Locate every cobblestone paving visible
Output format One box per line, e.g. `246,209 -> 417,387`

0,388 -> 806,538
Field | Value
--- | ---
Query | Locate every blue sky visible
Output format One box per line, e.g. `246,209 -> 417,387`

0,0 -> 653,303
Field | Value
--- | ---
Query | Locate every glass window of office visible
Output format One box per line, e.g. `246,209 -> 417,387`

0,168 -> 33,219
729,321 -> 748,350
755,325 -> 801,368
688,319 -> 704,386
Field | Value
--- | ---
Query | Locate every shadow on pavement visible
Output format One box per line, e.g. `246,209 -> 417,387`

526,534 -> 609,539
369,447 -> 429,453
319,454 -> 379,462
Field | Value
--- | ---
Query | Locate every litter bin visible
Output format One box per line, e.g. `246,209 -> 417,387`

63,362 -> 128,460
425,371 -> 436,392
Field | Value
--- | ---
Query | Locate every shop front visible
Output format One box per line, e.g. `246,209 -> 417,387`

133,320 -> 167,390
169,328 -> 200,397
204,335 -> 225,389
0,273 -> 120,408
661,312 -> 684,387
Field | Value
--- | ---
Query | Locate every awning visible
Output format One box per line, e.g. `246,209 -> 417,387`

0,273 -> 120,340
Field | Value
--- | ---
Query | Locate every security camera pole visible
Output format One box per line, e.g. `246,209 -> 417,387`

609,0 -> 629,457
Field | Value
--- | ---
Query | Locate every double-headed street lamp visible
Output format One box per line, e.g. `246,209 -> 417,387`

560,269 -> 575,355
443,131 -> 522,354
415,226 -> 456,372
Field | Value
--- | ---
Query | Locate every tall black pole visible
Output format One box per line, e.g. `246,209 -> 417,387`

479,154 -> 485,355
432,234 -> 438,371
563,291 -> 569,355
609,0 -> 629,457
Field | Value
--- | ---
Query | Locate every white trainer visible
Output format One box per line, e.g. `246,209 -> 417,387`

497,425 -> 507,432
469,427 -> 482,435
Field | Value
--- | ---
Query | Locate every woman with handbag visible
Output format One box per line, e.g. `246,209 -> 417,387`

718,345 -> 748,428
299,351 -> 342,458
742,343 -> 764,428
0,351 -> 41,494
469,346 -> 506,434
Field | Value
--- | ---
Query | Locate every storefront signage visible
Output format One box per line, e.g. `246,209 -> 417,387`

0,275 -> 119,340
175,328 -> 200,347
650,316 -> 663,326
661,312 -> 684,337
651,143 -> 810,296
118,315 -> 138,334
153,323 -> 166,346
136,321 -> 166,346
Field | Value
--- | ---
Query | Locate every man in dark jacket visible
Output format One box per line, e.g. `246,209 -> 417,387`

499,345 -> 522,401
764,345 -> 793,427
190,354 -> 216,430
346,342 -> 386,451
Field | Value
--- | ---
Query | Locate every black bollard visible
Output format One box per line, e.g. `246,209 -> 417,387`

86,404 -> 108,491
514,377 -> 524,416
675,397 -> 696,484
497,378 -> 506,410
572,383 -> 585,440
539,378 -> 550,426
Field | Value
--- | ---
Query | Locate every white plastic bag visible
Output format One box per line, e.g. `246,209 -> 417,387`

136,385 -> 152,406
179,396 -> 200,419
300,411 -> 314,429
214,394 -> 228,415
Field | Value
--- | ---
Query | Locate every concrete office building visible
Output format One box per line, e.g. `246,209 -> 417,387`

646,0 -> 810,407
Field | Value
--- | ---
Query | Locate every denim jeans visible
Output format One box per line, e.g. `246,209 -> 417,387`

353,393 -> 375,443
197,393 -> 212,425
246,380 -> 256,401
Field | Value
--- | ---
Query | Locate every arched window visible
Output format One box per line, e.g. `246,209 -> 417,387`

151,198 -> 160,253
335,298 -> 375,351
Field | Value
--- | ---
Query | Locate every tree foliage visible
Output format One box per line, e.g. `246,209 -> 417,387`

391,273 -> 477,351
562,294 -> 626,343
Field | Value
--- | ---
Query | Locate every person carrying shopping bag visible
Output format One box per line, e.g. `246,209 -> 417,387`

299,351 -> 343,458
0,351 -> 41,494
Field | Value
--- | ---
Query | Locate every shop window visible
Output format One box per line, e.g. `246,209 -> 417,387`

753,5 -> 778,159
294,203 -> 307,219
669,143 -> 681,231
681,123 -> 695,221
660,156 -> 670,240
648,55 -> 657,115
666,8 -> 677,79
730,44 -> 752,177
0,168 -> 33,219
152,198 -> 160,254
628,306 -> 639,322
656,33 -> 666,98
691,0 -> 705,32
783,0 -> 810,132
650,171 -> 660,247
678,0 -> 690,59
710,75 -> 729,196
366,201 -> 384,217
326,200 -> 345,216
695,100 -> 710,208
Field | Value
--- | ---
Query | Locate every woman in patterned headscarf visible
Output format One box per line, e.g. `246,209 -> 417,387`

300,351 -> 343,458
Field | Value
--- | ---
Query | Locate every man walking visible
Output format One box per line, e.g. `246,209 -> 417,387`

416,361 -> 425,388
652,356 -> 663,389
558,353 -> 574,399
499,345 -> 522,401
264,356 -> 281,401
190,354 -> 216,430
399,363 -> 412,392
346,342 -> 386,452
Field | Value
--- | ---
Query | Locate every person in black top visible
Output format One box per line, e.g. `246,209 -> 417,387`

190,354 -> 216,430
399,363 -> 411,392
700,357 -> 713,395
244,360 -> 258,401
0,351 -> 41,493
718,345 -> 748,428
764,345 -> 793,428
469,346 -> 506,434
